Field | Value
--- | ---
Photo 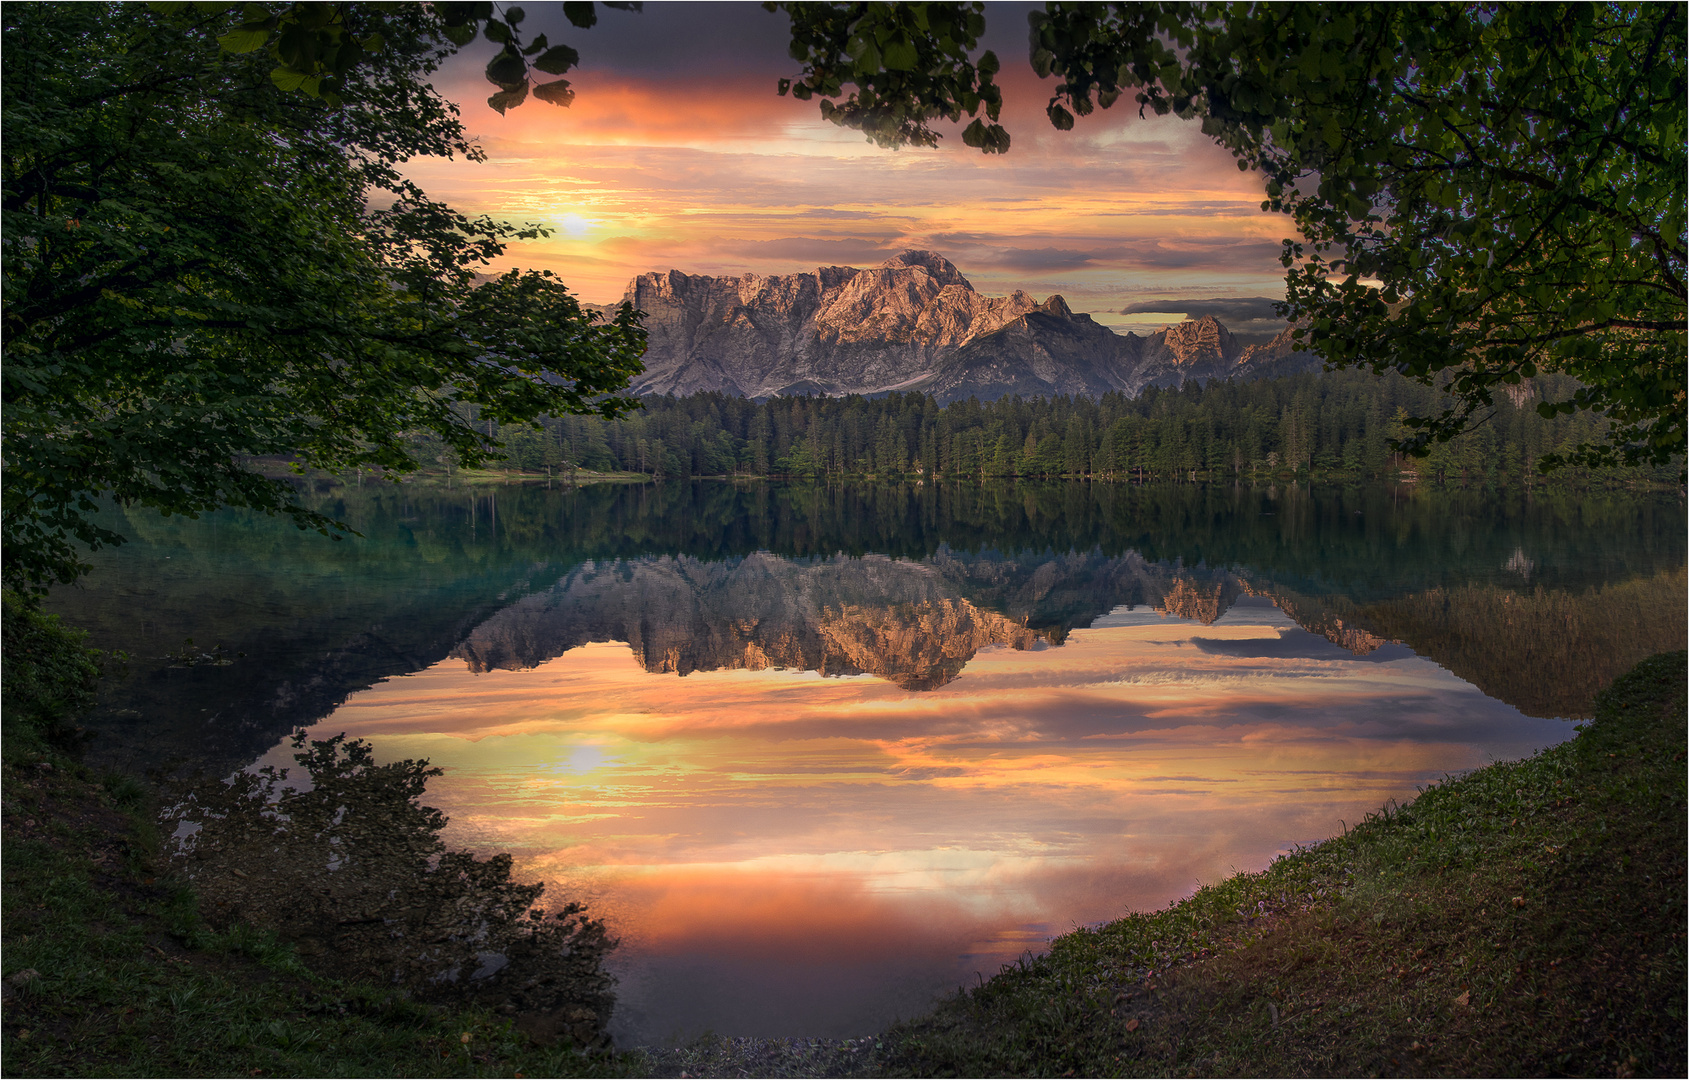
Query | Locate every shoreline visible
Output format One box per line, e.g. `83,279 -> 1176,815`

238,457 -> 1681,493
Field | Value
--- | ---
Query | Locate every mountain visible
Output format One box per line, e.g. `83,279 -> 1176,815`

616,250 -> 1041,398
599,251 -> 1320,403
913,295 -> 1143,402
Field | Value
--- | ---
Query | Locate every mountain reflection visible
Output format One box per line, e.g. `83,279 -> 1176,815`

451,553 -> 1050,690
448,548 -> 1258,690
445,547 -> 1461,693
46,480 -> 1686,776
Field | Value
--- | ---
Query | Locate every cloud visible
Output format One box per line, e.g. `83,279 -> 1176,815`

969,247 -> 1123,273
555,2 -> 792,79
1127,239 -> 1287,271
1190,633 -> 1414,664
1117,294 -> 1293,337
1121,296 -> 1285,321
711,237 -> 905,265
401,6 -> 1299,307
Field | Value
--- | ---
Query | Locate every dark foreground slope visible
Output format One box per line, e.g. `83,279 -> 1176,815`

878,651 -> 1687,1078
0,598 -> 639,1079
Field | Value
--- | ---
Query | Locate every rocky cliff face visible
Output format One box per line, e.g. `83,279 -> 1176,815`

1232,325 -> 1328,381
915,297 -> 1145,402
1135,314 -> 1241,387
606,251 -> 1319,402
620,251 -> 1041,399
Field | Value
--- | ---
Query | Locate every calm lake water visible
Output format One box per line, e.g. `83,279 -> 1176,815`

51,480 -> 1686,1046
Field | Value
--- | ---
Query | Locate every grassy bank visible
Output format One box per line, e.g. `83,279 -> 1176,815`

878,651 -> 1686,1078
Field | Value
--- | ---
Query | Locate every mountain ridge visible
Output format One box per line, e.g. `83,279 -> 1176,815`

595,250 -> 1319,403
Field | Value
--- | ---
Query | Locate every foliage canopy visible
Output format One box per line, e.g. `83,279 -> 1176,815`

169,0 -> 644,114
775,2 -> 1687,471
1,3 -> 646,592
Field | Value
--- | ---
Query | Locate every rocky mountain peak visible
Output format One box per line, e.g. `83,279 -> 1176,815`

1159,314 -> 1238,367
610,253 -> 1317,402
1037,294 -> 1074,318
876,249 -> 971,289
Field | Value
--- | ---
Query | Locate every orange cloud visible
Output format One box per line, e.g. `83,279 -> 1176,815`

404,54 -> 1294,310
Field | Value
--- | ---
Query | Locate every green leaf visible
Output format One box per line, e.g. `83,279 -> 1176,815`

485,48 -> 527,87
506,6 -> 525,25
217,24 -> 272,54
483,18 -> 510,44
532,79 -> 576,107
532,44 -> 580,76
269,66 -> 316,94
1047,102 -> 1074,131
563,1 -> 597,29
521,33 -> 548,56
882,37 -> 918,71
488,81 -> 528,114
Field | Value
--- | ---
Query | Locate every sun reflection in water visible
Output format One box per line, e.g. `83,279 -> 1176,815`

265,596 -> 1574,1044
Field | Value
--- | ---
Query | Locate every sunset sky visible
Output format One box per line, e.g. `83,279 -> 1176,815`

405,2 -> 1295,335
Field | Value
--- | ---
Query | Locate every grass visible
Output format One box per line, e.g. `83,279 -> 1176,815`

879,650 -> 1687,1077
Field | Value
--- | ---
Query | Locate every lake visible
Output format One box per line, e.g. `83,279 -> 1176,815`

49,480 -> 1686,1046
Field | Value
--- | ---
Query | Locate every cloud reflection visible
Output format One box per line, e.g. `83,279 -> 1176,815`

275,598 -> 1573,1043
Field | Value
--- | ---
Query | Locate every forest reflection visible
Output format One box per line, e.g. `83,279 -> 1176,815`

49,480 -> 1686,777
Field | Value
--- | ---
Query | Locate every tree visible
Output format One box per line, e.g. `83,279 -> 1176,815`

775,2 -> 1685,473
2,3 -> 647,592
188,0 -> 643,115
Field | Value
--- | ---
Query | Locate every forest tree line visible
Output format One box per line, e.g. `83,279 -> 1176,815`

423,370 -> 1678,487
